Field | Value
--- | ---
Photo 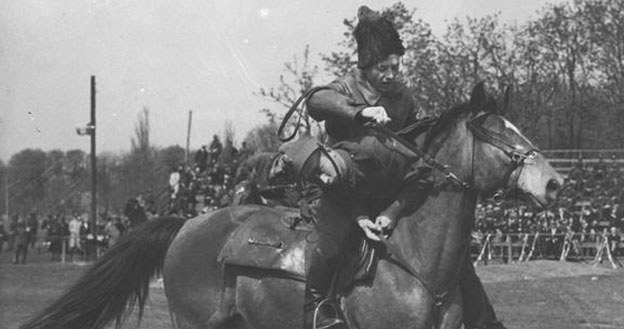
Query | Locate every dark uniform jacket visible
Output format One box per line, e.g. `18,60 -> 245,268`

308,69 -> 422,200
309,68 -> 418,143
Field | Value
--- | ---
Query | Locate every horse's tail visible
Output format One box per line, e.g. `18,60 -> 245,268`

19,216 -> 186,329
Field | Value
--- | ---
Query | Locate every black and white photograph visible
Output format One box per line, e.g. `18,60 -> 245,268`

1,1 -> 623,328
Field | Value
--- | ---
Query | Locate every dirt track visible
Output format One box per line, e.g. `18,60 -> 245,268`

1,251 -> 623,329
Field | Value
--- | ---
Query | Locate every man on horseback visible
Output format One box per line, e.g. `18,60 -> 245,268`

280,6 -> 507,329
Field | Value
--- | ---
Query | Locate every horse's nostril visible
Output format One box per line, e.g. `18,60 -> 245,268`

546,179 -> 560,194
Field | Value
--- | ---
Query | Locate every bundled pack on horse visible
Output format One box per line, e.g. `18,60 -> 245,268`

19,83 -> 562,329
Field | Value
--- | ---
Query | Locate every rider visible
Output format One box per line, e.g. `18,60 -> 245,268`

280,6 -> 507,329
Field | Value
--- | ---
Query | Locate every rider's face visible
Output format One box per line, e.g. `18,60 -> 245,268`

364,54 -> 401,93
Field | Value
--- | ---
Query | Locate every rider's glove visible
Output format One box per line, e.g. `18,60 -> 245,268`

375,215 -> 395,239
357,216 -> 382,241
356,106 -> 391,126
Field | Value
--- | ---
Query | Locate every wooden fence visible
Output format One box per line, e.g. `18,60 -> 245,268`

542,149 -> 624,175
473,232 -> 623,269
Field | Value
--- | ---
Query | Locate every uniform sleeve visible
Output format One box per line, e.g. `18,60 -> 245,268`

307,80 -> 367,123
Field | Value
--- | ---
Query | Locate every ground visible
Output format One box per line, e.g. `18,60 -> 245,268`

1,249 -> 623,329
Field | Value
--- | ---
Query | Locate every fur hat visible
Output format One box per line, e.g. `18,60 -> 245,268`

354,6 -> 405,69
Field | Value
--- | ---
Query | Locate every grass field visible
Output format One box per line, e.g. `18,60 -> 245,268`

1,248 -> 623,329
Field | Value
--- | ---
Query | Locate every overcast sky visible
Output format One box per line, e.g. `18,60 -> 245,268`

0,0 -> 566,161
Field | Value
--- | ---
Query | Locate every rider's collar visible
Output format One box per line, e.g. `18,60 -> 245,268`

355,69 -> 382,106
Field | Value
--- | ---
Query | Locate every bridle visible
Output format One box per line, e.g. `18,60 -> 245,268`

466,112 -> 541,198
369,110 -> 540,194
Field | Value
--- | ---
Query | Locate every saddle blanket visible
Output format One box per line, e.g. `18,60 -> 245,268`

217,206 -> 379,284
217,207 -> 312,279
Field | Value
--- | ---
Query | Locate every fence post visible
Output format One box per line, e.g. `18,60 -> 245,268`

61,236 -> 66,264
525,232 -> 539,262
507,237 -> 512,264
518,234 -> 529,262
559,239 -> 568,261
474,234 -> 491,267
593,234 -> 606,267
605,238 -> 622,269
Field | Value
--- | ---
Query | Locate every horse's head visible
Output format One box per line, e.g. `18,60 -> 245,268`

464,82 -> 563,207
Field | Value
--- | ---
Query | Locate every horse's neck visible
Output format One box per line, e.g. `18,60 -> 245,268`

396,120 -> 477,292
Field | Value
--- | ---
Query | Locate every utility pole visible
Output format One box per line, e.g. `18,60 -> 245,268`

75,76 -> 98,260
90,75 -> 97,252
185,110 -> 193,165
4,174 -> 8,221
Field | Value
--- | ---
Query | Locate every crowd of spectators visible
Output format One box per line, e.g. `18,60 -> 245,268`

0,135 -> 253,263
0,211 -> 130,263
167,135 -> 252,217
473,155 -> 624,259
2,149 -> 621,263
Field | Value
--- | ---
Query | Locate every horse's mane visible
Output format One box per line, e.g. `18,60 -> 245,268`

422,89 -> 499,152
422,102 -> 471,152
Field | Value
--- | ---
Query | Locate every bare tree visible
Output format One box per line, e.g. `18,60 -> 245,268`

259,44 -> 319,137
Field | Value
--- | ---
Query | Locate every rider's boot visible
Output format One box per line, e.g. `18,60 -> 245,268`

304,246 -> 348,329
303,287 -> 346,329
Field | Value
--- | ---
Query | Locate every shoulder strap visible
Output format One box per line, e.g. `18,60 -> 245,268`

278,86 -> 332,142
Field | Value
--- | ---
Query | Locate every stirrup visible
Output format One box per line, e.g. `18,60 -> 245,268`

313,299 -> 346,329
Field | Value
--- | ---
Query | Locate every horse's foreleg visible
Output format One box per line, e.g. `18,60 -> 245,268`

437,286 -> 463,329
203,265 -> 240,329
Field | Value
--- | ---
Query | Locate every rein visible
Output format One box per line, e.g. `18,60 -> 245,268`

366,122 -> 471,190
277,86 -> 332,142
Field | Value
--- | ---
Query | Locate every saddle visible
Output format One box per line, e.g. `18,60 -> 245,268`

217,207 -> 380,287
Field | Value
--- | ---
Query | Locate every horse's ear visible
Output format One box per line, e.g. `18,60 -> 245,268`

469,82 -> 487,113
499,85 -> 512,116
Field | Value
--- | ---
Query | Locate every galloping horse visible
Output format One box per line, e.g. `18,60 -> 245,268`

20,83 -> 562,329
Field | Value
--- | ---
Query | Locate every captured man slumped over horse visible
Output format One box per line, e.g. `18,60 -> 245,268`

276,6 -> 505,329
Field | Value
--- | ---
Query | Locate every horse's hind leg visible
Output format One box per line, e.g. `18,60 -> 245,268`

204,265 -> 241,329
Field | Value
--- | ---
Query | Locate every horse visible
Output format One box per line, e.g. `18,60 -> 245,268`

19,83 -> 563,329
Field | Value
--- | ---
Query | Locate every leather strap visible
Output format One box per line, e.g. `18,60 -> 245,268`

376,234 -> 457,312
278,86 -> 332,142
365,122 -> 471,190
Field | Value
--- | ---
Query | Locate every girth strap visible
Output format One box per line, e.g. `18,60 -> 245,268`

376,234 -> 450,309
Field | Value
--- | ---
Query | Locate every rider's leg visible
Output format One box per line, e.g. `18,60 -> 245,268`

304,194 -> 355,329
460,254 -> 507,329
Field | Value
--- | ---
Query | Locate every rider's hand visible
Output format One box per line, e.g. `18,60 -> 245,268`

268,154 -> 291,181
358,106 -> 391,126
357,216 -> 381,241
375,215 -> 395,239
